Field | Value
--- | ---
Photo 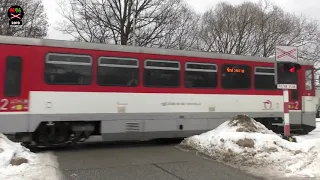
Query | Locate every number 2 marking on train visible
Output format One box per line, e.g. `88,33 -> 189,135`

294,101 -> 299,109
0,99 -> 9,110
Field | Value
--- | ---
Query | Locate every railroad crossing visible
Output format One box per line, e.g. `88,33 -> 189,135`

54,141 -> 262,180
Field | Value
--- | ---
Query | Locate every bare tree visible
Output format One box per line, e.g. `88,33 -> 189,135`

0,0 -> 48,38
199,2 -> 261,54
252,0 -> 319,58
57,0 -> 187,46
150,2 -> 201,50
198,0 -> 320,86
56,0 -> 320,76
199,0 -> 320,61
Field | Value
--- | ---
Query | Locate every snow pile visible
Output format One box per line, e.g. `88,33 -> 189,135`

0,134 -> 64,180
179,115 -> 320,179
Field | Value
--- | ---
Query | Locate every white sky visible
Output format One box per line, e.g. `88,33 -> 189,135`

42,0 -> 320,40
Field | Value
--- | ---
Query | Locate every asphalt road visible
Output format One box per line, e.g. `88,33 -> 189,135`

53,140 -> 263,180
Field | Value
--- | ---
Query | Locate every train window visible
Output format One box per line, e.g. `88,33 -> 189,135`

291,90 -> 299,100
97,57 -> 139,87
254,67 -> 277,90
144,60 -> 180,87
44,53 -> 92,85
184,62 -> 218,88
305,69 -> 313,90
221,64 -> 251,89
4,56 -> 23,97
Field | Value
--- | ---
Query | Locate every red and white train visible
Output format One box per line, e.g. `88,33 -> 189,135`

0,35 -> 317,147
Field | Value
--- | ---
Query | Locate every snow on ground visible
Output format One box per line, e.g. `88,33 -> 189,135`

179,115 -> 320,180
0,134 -> 64,180
295,119 -> 320,142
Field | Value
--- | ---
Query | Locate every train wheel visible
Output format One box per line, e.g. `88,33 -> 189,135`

34,122 -> 70,147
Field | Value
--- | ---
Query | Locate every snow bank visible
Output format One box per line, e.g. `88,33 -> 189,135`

179,115 -> 320,179
0,134 -> 64,180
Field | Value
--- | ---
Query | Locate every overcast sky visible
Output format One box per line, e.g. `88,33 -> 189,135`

42,0 -> 320,40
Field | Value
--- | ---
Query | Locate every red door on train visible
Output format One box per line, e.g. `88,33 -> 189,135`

287,67 -> 302,125
0,44 -> 31,133
288,89 -> 301,110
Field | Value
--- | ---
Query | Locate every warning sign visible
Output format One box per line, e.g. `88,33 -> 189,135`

275,46 -> 298,63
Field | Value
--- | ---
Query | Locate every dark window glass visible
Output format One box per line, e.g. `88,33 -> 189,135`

100,58 -> 138,66
144,60 -> 180,87
146,61 -> 179,68
4,56 -> 23,97
255,67 -> 274,74
254,75 -> 277,90
291,90 -> 298,100
47,54 -> 91,63
185,62 -> 217,88
291,69 -> 299,100
186,63 -> 217,70
254,67 -> 277,90
221,64 -> 251,89
97,57 -> 139,87
44,53 -> 92,85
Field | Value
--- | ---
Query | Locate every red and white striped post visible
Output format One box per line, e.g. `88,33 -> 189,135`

283,89 -> 290,136
275,46 -> 299,138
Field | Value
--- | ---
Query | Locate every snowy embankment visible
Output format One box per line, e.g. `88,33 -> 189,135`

0,134 -> 63,180
179,115 -> 320,179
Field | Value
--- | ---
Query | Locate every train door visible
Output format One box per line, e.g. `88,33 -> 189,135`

302,68 -> 317,128
0,44 -> 30,133
288,71 -> 302,126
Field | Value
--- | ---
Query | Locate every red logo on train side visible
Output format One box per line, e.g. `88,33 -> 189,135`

263,100 -> 272,110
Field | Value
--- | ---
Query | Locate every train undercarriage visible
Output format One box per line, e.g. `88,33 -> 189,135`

6,117 -> 316,148
10,121 -> 100,148
254,118 -> 314,135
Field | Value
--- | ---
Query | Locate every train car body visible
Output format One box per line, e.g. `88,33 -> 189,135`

0,35 -> 317,147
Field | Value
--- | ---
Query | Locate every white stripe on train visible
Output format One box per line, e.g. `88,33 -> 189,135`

26,91 -> 316,114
